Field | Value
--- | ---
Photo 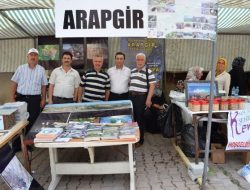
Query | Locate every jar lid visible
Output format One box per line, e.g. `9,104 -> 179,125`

192,100 -> 200,105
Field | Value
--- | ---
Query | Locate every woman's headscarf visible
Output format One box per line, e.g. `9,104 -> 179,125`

232,56 -> 246,70
216,57 -> 228,76
186,66 -> 204,81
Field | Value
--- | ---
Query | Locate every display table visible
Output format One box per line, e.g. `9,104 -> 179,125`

172,99 -> 250,163
28,100 -> 136,190
35,140 -> 137,190
0,121 -> 29,170
0,120 -> 29,148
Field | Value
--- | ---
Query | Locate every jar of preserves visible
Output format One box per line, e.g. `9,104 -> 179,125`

200,100 -> 209,111
238,98 -> 245,110
213,100 -> 219,111
229,98 -> 238,110
192,100 -> 201,112
220,99 -> 229,110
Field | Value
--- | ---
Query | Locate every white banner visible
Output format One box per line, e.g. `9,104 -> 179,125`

226,110 -> 250,150
55,0 -> 148,37
148,0 -> 218,41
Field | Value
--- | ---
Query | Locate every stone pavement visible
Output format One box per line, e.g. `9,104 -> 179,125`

1,133 -> 250,190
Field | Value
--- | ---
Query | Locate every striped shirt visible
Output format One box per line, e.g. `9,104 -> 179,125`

129,67 -> 156,93
11,63 -> 48,95
80,70 -> 110,101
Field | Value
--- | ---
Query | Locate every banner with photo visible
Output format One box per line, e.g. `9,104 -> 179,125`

55,0 -> 148,37
148,0 -> 218,41
120,38 -> 165,80
226,110 -> 250,150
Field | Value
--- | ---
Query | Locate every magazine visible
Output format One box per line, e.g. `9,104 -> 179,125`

84,133 -> 101,142
100,115 -> 133,124
101,131 -> 119,140
1,156 -> 33,190
119,126 -> 138,139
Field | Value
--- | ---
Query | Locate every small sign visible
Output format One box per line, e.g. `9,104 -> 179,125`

226,110 -> 250,150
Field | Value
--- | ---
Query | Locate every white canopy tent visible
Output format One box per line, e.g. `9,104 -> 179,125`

0,0 -> 250,39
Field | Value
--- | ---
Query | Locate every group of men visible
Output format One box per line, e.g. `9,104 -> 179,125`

11,48 -> 156,146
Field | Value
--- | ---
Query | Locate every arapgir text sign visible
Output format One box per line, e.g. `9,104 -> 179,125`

55,0 -> 148,37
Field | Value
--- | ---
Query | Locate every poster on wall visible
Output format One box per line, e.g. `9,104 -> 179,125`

38,45 -> 60,61
148,0 -> 218,41
120,38 -> 164,80
87,38 -> 109,69
226,110 -> 250,150
63,44 -> 84,69
38,44 -> 60,70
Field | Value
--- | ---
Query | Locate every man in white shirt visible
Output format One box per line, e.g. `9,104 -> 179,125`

48,51 -> 81,104
107,52 -> 131,100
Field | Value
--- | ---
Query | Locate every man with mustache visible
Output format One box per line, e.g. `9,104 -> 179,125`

11,48 -> 48,134
48,51 -> 81,104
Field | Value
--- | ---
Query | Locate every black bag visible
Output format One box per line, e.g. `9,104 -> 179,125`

181,124 -> 206,158
159,103 -> 183,138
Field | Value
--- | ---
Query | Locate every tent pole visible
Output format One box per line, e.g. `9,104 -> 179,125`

201,39 -> 217,189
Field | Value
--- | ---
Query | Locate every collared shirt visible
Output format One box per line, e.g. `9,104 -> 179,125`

11,63 -> 48,95
129,66 -> 156,93
206,71 -> 231,96
107,66 -> 131,94
80,69 -> 110,101
49,66 -> 81,98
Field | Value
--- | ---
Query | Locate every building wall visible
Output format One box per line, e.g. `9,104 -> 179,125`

0,38 -> 34,72
0,72 -> 13,104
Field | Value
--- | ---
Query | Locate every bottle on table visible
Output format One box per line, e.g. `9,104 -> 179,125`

235,86 -> 239,96
231,86 -> 236,96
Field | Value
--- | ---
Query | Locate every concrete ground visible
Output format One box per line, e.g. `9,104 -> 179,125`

1,133 -> 250,190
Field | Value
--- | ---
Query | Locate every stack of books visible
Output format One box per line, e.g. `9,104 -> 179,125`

34,128 -> 64,142
84,125 -> 103,142
101,126 -> 119,140
119,126 -> 138,139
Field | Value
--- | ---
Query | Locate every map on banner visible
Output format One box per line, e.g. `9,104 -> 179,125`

148,0 -> 218,41
226,110 -> 250,150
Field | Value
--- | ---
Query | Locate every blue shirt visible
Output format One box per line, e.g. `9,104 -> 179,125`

11,63 -> 48,95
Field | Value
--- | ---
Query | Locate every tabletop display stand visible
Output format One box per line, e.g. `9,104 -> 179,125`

31,100 -> 137,190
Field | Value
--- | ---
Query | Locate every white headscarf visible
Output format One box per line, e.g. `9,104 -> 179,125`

186,66 -> 204,81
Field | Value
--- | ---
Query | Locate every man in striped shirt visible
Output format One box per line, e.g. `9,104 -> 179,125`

78,54 -> 110,102
129,53 -> 156,146
11,48 -> 48,132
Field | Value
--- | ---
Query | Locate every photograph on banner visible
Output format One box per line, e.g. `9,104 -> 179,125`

1,156 -> 33,190
226,110 -> 250,151
148,0 -> 218,41
86,38 -> 108,69
55,0 -> 148,37
120,38 -> 165,80
63,44 -> 84,69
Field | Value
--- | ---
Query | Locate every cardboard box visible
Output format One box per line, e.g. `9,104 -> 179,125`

242,152 -> 250,164
211,143 -> 225,164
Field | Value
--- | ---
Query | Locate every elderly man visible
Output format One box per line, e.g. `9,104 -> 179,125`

48,51 -> 81,104
107,52 -> 131,100
11,48 -> 48,133
78,54 -> 110,102
129,53 -> 156,146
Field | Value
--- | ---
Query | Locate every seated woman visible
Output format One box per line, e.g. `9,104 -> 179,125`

144,80 -> 166,133
206,57 -> 231,96
185,66 -> 204,81
229,57 -> 247,95
174,80 -> 184,93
